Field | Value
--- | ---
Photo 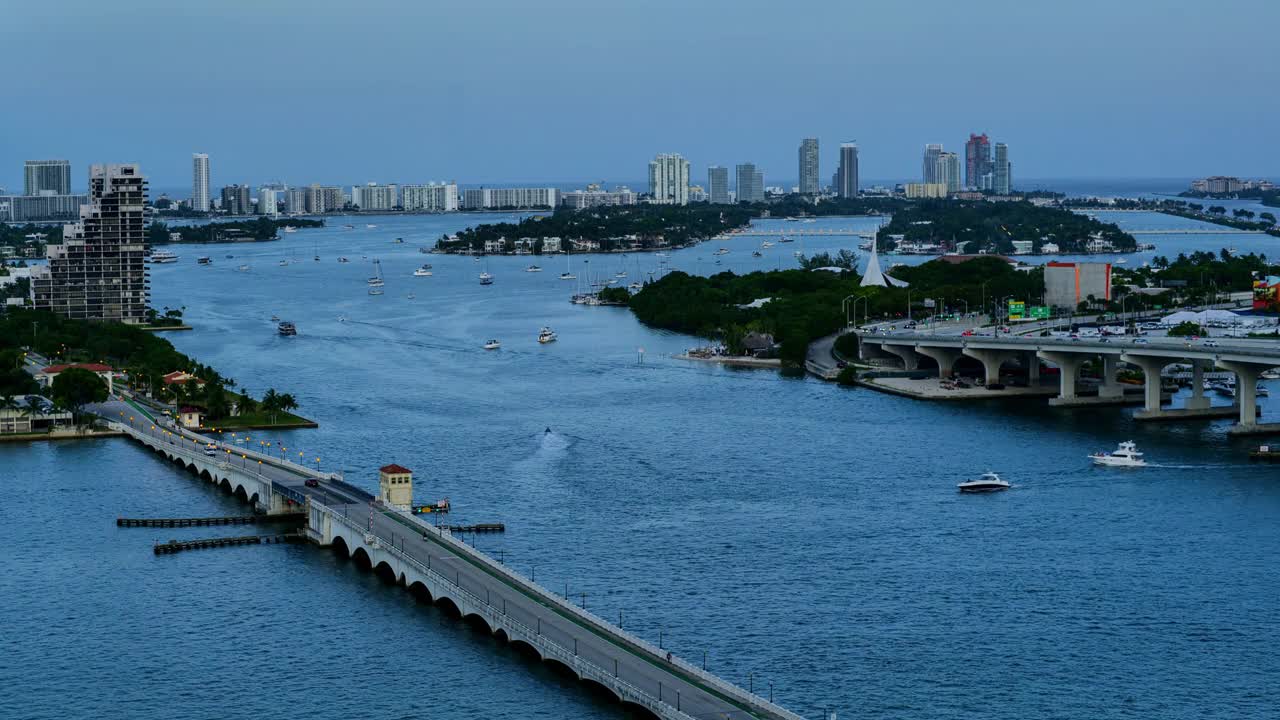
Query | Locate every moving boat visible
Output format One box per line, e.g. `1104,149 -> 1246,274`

338,256 -> 350,263
197,256 -> 212,265
238,264 -> 250,272
1089,441 -> 1147,467
752,251 -> 763,257
413,265 -> 433,277
343,224 -> 355,230
283,226 -> 297,233
278,259 -> 289,266
277,321 -> 297,336
525,265 -> 543,273
368,259 -> 385,295
483,339 -> 501,350
714,248 -> 730,256
393,237 -> 404,244
149,250 -> 179,264
366,224 -> 377,229
537,327 -> 558,344
957,471 -> 1009,493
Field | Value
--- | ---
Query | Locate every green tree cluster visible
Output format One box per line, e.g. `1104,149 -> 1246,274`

876,200 -> 1136,254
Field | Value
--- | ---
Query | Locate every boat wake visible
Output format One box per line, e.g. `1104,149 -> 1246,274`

537,430 -> 570,453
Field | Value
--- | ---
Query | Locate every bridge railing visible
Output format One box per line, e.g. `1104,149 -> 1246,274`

380,505 -> 808,720
315,501 -> 705,720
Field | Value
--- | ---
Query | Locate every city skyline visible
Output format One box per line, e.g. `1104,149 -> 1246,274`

3,1 -> 1277,188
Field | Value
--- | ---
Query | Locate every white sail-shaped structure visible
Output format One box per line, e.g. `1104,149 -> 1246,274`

860,240 -> 908,287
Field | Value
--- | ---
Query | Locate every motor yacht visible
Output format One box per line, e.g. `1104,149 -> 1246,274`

149,250 -> 179,263
413,265 -> 433,277
526,265 -> 543,272
1089,441 -> 1147,467
338,256 -> 350,263
479,271 -> 494,285
197,256 -> 212,265
283,226 -> 297,233
957,471 -> 1009,493
483,339 -> 501,350
538,327 -> 558,343
277,321 -> 297,336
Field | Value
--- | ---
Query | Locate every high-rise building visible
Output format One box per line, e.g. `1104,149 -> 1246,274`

352,183 -> 399,211
304,185 -> 326,213
922,144 -> 943,184
258,188 -> 279,216
31,164 -> 149,323
647,153 -> 690,205
836,142 -> 859,198
284,188 -> 306,214
964,134 -> 992,190
798,138 -> 820,194
938,152 -> 962,193
707,166 -> 730,204
735,163 -> 764,204
24,160 -> 72,196
459,187 -> 558,210
994,143 -> 1011,195
191,153 -> 210,212
401,183 -> 459,212
219,184 -> 251,215
560,186 -> 638,209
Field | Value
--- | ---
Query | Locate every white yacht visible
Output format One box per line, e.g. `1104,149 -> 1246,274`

957,471 -> 1010,493
714,248 -> 730,256
368,259 -> 385,295
237,264 -> 250,272
479,271 -> 494,286
1089,441 -> 1147,467
537,327 -> 557,344
413,265 -> 433,277
282,226 -> 297,233
483,339 -> 501,350
525,265 -> 543,273
149,250 -> 179,264
366,224 -> 377,229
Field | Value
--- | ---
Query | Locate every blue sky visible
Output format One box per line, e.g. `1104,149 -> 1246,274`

2,0 -> 1276,192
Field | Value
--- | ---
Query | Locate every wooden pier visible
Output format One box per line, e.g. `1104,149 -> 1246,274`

119,513 -> 304,528
153,533 -> 303,554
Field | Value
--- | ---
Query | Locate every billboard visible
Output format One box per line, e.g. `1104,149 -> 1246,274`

1007,300 -> 1025,320
1253,278 -> 1279,311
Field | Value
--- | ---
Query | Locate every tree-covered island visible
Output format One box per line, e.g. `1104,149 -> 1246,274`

876,200 -> 1138,254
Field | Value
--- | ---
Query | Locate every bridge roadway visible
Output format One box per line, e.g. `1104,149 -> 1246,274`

857,331 -> 1280,432
94,397 -> 806,720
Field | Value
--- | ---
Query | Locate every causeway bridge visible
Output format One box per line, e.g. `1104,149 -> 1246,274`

858,332 -> 1280,433
94,397 -> 808,720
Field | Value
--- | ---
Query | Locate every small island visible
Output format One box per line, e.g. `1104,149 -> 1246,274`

877,200 -> 1138,254
148,217 -> 325,245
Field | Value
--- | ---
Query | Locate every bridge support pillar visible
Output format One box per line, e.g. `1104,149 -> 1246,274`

1185,361 -> 1210,411
1220,361 -> 1267,432
1122,355 -> 1170,416
1025,352 -> 1040,384
963,348 -> 1016,385
913,345 -> 962,378
1039,351 -> 1084,402
881,343 -> 920,371
1098,355 -> 1124,399
858,339 -> 895,363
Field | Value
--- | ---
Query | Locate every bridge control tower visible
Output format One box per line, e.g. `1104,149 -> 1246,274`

378,464 -> 413,512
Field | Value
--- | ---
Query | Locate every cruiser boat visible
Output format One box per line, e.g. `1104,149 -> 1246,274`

277,321 -> 297,336
283,226 -> 297,233
958,471 -> 1009,493
197,256 -> 212,265
525,265 -> 543,273
779,236 -> 794,243
479,271 -> 494,285
1261,369 -> 1280,380
560,272 -> 577,279
338,256 -> 350,263
413,265 -> 433,277
1089,441 -> 1147,467
483,339 -> 501,350
150,250 -> 179,264
537,327 -> 557,344
714,248 -> 730,255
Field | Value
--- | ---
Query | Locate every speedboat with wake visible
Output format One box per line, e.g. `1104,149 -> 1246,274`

1089,441 -> 1146,467
483,339 -> 501,350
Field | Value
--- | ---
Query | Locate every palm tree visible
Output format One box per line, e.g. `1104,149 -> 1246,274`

277,393 -> 298,419
261,389 -> 281,424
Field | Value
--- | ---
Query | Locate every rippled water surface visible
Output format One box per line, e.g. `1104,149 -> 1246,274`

2,212 -> 1278,720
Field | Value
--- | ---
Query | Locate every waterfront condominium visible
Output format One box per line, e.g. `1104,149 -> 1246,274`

647,153 -> 690,205
401,183 -> 459,212
938,151 -> 962,193
191,153 -> 210,212
31,164 -> 149,323
836,142 -> 859,198
258,187 -> 278,216
922,144 -> 943,184
707,166 -> 730,204
964,133 -> 992,190
24,160 -> 72,196
798,138 -> 820,194
994,142 -> 1011,195
735,163 -> 764,204
219,184 -> 251,215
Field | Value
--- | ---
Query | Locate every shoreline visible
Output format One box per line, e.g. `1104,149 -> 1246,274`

0,428 -> 126,443
676,353 -> 782,369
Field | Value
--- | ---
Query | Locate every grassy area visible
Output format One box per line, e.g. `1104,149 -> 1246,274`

201,410 -> 317,430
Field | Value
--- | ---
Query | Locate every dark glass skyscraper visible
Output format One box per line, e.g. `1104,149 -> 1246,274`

798,138 -> 819,194
837,142 -> 859,198
964,133 -> 992,190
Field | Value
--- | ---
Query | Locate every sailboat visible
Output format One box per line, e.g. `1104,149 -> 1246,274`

559,252 -> 577,280
368,259 -> 385,295
479,259 -> 494,285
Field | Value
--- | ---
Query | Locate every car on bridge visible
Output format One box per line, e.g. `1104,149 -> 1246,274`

305,478 -> 319,488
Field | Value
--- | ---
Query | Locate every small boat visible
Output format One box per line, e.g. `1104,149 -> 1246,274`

343,224 -> 355,230
957,471 -> 1009,493
1089,441 -> 1147,467
479,271 -> 494,285
537,327 -> 557,344
225,254 -> 234,259
393,237 -> 404,243
525,265 -> 543,273
149,250 -> 179,264
407,292 -> 416,299
369,259 -> 385,295
197,256 -> 212,265
714,248 -> 730,256
283,226 -> 297,233
761,241 -> 774,248
366,224 -> 377,229
338,257 -> 350,263
752,251 -> 763,257
238,264 -> 250,272
413,265 -> 433,277
1115,258 -> 1128,264
483,339 -> 501,350
419,247 -> 431,254
277,321 -> 297,336
270,314 -> 280,321
628,282 -> 642,291
560,272 -> 576,280
614,271 -> 627,278
779,236 -> 794,243
278,259 -> 289,266
1261,369 -> 1280,380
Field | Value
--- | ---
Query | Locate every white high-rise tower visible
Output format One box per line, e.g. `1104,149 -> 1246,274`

191,153 -> 210,212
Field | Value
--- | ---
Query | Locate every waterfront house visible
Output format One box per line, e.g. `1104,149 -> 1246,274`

177,406 -> 203,429
0,395 -> 73,435
741,332 -> 777,358
37,363 -> 115,393
541,237 -> 562,253
483,238 -> 507,254
162,370 -> 206,389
